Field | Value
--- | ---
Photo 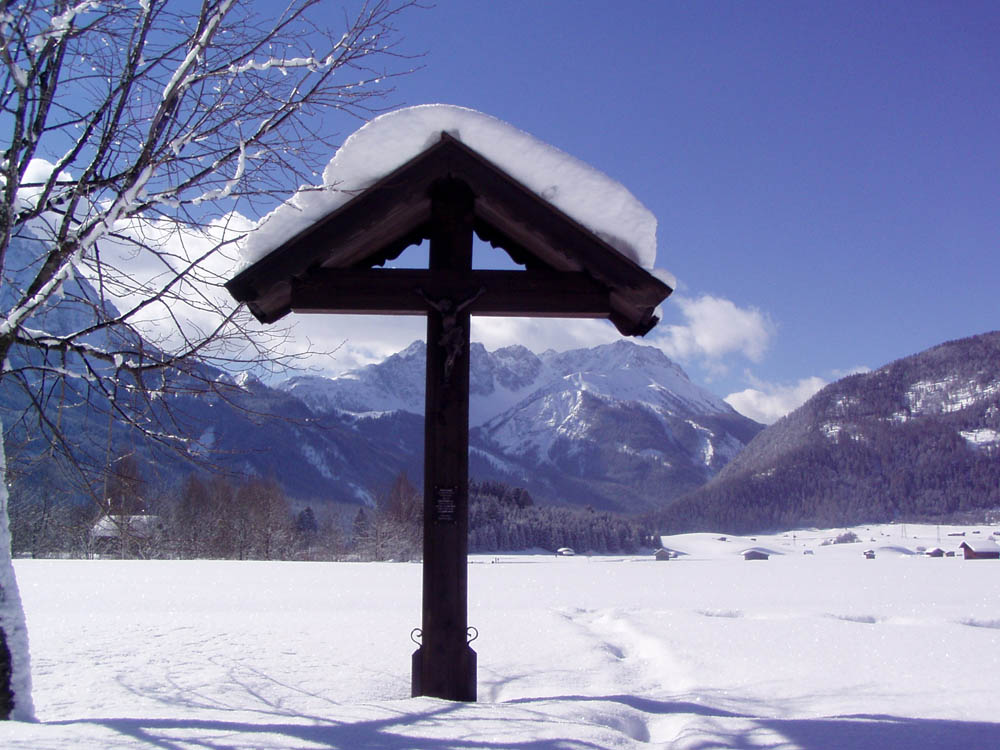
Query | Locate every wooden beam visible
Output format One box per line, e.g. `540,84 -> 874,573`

290,269 -> 614,318
414,178 -> 477,702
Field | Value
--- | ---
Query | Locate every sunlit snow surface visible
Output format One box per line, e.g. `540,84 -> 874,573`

7,523 -> 1000,749
240,104 -> 658,270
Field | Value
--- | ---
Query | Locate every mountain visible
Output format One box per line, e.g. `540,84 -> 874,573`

0,230 -> 424,508
2,229 -> 762,512
278,340 -> 763,512
657,331 -> 1000,532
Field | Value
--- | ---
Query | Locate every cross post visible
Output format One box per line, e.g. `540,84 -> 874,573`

411,179 -> 478,701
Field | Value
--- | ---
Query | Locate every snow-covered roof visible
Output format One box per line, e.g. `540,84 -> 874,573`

741,546 -> 783,557
959,539 -> 1000,553
91,515 -> 162,539
227,107 -> 670,337
240,104 -> 657,270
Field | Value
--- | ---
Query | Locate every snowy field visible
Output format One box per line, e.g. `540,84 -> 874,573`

4,524 -> 1000,749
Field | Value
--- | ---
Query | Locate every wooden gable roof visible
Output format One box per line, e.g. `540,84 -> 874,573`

225,133 -> 671,336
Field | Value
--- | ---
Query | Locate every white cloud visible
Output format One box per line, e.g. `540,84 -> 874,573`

650,294 -> 774,365
15,158 -> 63,211
724,376 -> 829,424
17,157 -> 260,361
471,317 -> 621,354
81,212 -> 254,354
285,314 -> 426,374
282,315 -> 625,378
282,292 -> 775,380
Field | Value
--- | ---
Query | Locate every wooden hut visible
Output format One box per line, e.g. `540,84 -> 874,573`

959,540 -> 1000,560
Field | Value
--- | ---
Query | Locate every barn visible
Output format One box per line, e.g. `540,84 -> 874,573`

959,540 -> 1000,560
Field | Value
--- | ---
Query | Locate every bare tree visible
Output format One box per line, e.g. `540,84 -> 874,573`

237,477 -> 291,560
355,472 -> 421,561
0,0 -> 421,720
7,463 -> 95,558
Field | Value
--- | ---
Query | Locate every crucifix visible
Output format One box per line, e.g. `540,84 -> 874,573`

412,179 -> 478,700
225,130 -> 671,702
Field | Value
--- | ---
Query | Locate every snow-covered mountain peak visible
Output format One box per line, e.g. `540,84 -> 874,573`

277,338 -> 735,424
271,338 -> 762,507
488,344 -> 543,391
279,341 -> 427,416
540,341 -> 729,418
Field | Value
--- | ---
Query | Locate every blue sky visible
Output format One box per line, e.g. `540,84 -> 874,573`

283,1 -> 999,422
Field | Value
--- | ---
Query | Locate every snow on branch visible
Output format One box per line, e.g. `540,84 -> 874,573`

0,0 -> 421,458
159,0 -> 234,102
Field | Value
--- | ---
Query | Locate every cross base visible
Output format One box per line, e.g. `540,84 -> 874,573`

411,643 -> 477,702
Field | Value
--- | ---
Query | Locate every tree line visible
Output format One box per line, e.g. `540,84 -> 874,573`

468,480 -> 645,554
9,463 -> 650,561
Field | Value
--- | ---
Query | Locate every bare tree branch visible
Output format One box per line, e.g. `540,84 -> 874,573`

1,0 -> 421,462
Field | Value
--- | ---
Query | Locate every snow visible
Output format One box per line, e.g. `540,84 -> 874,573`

9,63 -> 27,89
288,341 -> 735,462
240,104 -> 657,270
299,442 -> 337,480
160,0 -> 234,102
905,377 -> 1000,416
191,426 -> 215,456
960,427 -> 1000,449
49,1 -> 99,33
5,523 -> 1000,747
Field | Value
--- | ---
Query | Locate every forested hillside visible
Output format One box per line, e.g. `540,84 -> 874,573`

655,332 -> 1000,533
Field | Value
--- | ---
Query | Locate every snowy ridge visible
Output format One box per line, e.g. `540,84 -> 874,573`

901,376 -> 1000,418
280,339 -> 733,427
281,341 -> 427,417
278,339 -> 763,511
681,331 -> 1000,531
807,337 -> 1000,445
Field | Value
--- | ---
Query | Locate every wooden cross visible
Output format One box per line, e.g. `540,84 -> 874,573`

226,133 -> 671,702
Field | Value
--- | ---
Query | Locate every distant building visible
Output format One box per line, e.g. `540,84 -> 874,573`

959,540 -> 1000,560
742,549 -> 769,561
925,547 -> 945,558
864,549 -> 876,559
556,547 -> 575,557
91,514 -> 163,558
654,548 -> 671,561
